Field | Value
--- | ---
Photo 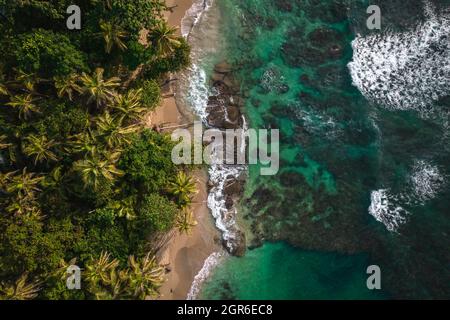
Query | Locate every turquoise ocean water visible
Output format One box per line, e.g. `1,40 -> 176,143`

194,0 -> 450,299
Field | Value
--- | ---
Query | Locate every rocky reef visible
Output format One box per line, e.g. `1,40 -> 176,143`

217,0 -> 450,299
205,60 -> 248,257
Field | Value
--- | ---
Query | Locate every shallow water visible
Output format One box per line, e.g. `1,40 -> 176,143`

185,0 -> 450,299
200,242 -> 386,300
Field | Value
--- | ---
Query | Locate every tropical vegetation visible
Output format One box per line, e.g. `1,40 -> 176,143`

0,0 -> 196,300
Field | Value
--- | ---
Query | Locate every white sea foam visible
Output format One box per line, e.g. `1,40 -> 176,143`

179,0 -> 247,253
181,0 -> 214,39
186,251 -> 225,300
184,63 -> 210,121
410,160 -> 445,203
369,160 -> 445,232
369,189 -> 409,232
292,104 -> 342,140
208,163 -> 246,252
179,0 -> 245,297
353,2 -> 449,232
261,65 -> 286,93
348,1 -> 450,116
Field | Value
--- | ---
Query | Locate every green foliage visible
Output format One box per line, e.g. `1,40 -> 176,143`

167,171 -> 198,208
0,0 -> 192,300
79,251 -> 164,300
6,29 -> 88,77
90,208 -> 117,228
77,222 -> 131,263
0,216 -> 78,276
119,130 -> 177,193
34,103 -> 89,139
140,80 -> 161,109
137,193 -> 178,233
144,38 -> 191,78
122,40 -> 152,70
40,279 -> 85,300
103,0 -> 166,40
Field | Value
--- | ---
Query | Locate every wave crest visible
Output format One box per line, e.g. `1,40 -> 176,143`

187,252 -> 225,300
348,2 -> 450,115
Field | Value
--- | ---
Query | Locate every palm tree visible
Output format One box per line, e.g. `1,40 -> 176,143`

96,111 -> 140,148
167,171 -> 198,207
84,252 -> 119,290
98,20 -> 128,54
5,195 -> 42,217
6,94 -> 39,119
68,130 -> 98,156
73,151 -> 124,191
175,209 -> 198,235
54,74 -> 82,101
80,68 -> 120,108
15,70 -> 38,93
99,267 -> 128,300
148,21 -> 181,58
53,258 -> 78,282
1,168 -> 42,199
22,134 -> 59,165
113,89 -> 147,122
127,253 -> 165,299
107,197 -> 136,221
0,273 -> 41,300
41,166 -> 63,189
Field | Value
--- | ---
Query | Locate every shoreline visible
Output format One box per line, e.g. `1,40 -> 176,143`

149,0 -> 223,300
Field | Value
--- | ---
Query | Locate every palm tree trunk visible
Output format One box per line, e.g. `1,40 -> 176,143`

123,64 -> 145,89
160,122 -> 195,131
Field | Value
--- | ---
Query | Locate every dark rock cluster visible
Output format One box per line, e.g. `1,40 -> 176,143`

205,61 -> 248,257
206,61 -> 245,130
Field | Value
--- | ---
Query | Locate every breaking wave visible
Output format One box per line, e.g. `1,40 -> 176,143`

186,251 -> 225,300
181,0 -> 214,39
348,1 -> 450,116
410,160 -> 445,203
351,2 -> 449,233
369,189 -> 409,233
180,0 -> 246,299
369,160 -> 445,232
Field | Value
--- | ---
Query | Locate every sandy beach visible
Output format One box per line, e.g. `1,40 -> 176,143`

148,0 -> 222,300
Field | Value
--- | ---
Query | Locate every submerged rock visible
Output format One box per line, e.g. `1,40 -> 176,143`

214,61 -> 233,74
274,0 -> 293,12
229,230 -> 246,257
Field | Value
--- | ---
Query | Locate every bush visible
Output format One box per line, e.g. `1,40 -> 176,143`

122,40 -> 151,70
140,79 -> 161,109
144,38 -> 191,79
35,102 -> 90,139
0,216 -> 78,276
74,225 -> 129,264
6,29 -> 88,77
119,130 -> 177,194
137,193 -> 178,233
104,0 -> 166,39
